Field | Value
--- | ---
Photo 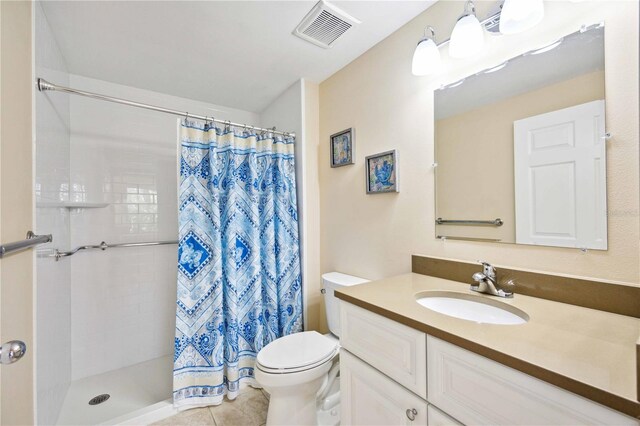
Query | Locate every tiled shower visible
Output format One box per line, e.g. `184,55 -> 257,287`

33,4 -> 303,424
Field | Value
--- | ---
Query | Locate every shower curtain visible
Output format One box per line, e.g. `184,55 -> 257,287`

173,120 -> 302,409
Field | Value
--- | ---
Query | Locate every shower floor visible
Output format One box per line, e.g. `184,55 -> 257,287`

57,355 -> 175,425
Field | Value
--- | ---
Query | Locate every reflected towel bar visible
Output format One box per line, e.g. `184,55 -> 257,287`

0,231 -> 53,258
51,240 -> 178,261
436,218 -> 503,227
437,235 -> 502,242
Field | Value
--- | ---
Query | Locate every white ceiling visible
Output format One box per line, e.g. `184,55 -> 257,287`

41,1 -> 435,113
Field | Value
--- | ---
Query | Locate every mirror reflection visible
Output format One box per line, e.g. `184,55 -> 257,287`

434,25 -> 607,249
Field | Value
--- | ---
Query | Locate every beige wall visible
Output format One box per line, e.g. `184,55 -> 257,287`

435,71 -> 605,243
0,1 -> 35,424
319,1 -> 639,285
301,81 -> 326,332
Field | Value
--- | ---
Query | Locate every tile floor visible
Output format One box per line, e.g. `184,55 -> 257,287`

152,388 -> 269,426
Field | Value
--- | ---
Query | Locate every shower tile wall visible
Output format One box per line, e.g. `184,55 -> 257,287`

35,3 -> 72,424
67,75 -> 260,379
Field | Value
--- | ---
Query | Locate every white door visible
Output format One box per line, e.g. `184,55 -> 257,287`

514,100 -> 607,249
341,350 -> 428,426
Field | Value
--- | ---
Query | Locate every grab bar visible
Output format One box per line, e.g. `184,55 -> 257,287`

52,239 -> 177,261
0,231 -> 53,258
436,218 -> 503,227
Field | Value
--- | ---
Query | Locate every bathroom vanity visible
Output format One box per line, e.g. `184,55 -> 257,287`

336,271 -> 640,425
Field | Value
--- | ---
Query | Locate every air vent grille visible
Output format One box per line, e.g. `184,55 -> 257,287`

302,10 -> 352,46
294,1 -> 361,49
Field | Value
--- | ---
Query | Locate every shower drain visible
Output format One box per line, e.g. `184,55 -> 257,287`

88,394 -> 110,405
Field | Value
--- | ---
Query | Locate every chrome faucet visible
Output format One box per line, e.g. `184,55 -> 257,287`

471,261 -> 513,298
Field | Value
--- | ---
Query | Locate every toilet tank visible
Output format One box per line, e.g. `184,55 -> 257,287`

322,272 -> 369,337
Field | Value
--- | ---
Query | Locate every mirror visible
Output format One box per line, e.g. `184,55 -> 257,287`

434,24 -> 606,250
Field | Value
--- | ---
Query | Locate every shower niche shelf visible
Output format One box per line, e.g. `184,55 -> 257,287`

36,201 -> 110,209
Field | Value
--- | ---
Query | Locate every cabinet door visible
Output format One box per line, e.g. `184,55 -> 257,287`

427,336 -> 637,425
427,405 -> 462,426
340,301 -> 427,398
341,349 -> 428,426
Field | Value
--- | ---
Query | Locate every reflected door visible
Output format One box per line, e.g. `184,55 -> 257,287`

513,100 -> 607,249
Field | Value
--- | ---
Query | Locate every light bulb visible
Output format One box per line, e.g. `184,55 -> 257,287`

499,0 -> 544,35
449,14 -> 485,58
412,37 -> 442,76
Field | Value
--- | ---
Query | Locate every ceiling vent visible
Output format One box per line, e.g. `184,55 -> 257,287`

293,1 -> 361,49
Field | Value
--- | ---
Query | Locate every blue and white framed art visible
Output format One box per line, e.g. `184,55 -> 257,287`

330,128 -> 355,167
365,149 -> 399,194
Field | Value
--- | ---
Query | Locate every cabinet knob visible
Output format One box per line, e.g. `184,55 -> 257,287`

406,408 -> 417,421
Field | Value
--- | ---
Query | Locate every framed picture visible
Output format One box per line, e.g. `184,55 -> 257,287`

330,128 -> 355,167
365,150 -> 399,194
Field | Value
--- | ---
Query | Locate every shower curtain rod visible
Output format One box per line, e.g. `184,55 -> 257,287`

36,78 -> 296,138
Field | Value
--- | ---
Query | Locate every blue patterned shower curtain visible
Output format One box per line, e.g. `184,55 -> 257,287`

173,120 -> 302,409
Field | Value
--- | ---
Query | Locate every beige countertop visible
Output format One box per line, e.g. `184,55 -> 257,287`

335,273 -> 640,419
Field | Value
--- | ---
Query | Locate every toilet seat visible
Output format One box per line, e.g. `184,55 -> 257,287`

257,331 -> 339,374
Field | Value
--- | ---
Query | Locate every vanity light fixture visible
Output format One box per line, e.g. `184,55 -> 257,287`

499,0 -> 545,35
441,79 -> 465,89
528,38 -> 563,55
482,61 -> 508,73
449,1 -> 485,58
412,0 -> 548,77
411,26 -> 442,76
580,22 -> 604,33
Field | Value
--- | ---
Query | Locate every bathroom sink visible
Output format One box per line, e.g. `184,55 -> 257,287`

415,291 -> 529,325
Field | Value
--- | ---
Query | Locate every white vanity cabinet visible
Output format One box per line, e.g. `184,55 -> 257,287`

427,406 -> 462,426
339,301 -> 638,426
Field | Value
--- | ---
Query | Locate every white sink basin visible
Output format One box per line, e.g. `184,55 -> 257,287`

416,291 -> 529,325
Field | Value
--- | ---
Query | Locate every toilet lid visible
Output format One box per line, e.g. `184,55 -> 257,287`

257,331 -> 338,372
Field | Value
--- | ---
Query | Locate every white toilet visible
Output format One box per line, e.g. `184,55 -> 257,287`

255,272 -> 369,426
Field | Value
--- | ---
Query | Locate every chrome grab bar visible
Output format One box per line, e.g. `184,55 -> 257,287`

52,239 -> 178,261
436,218 -> 503,227
0,231 -> 53,258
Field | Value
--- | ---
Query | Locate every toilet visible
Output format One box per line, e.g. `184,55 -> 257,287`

255,272 -> 369,426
